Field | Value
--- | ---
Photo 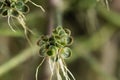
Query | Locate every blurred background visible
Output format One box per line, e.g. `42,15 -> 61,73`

0,0 -> 120,80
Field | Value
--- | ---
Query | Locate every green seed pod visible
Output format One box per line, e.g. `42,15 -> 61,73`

47,46 -> 58,56
60,47 -> 72,59
20,5 -> 29,13
41,35 -> 49,42
54,35 -> 60,40
39,46 -> 47,57
64,28 -> 71,36
65,36 -> 73,45
15,1 -> 24,9
49,36 -> 55,42
37,40 -> 46,47
52,29 -> 58,35
60,36 -> 73,46
47,50 -> 54,56
49,36 -> 58,46
56,26 -> 63,32
1,9 -> 8,17
11,9 -> 19,17
37,39 -> 41,46
58,30 -> 67,36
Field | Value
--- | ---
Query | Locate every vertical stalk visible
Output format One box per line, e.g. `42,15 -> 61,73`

55,8 -> 63,27
55,0 -> 63,27
45,0 -> 63,35
39,0 -> 63,80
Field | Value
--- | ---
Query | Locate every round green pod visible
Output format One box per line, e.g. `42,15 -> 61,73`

65,36 -> 73,45
47,50 -> 54,56
15,1 -> 24,9
11,9 -> 19,17
52,29 -> 58,35
60,36 -> 73,46
49,36 -> 58,46
58,30 -> 67,36
64,28 -> 71,36
56,26 -> 63,32
20,5 -> 29,13
37,39 -> 41,46
39,46 -> 47,57
37,40 -> 46,47
41,35 -> 49,42
49,36 -> 55,42
60,47 -> 72,59
47,46 -> 58,56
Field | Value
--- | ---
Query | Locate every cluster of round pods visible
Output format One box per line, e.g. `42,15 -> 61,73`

0,0 -> 44,33
37,26 -> 73,60
0,0 -> 29,17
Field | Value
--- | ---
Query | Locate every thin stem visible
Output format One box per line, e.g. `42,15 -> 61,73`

29,0 -> 45,12
35,58 -> 46,80
8,16 -> 16,32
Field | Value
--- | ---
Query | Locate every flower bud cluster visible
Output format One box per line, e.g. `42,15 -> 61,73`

0,0 -> 29,17
37,26 -> 73,60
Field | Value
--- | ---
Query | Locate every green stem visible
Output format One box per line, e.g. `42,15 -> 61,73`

55,9 -> 62,27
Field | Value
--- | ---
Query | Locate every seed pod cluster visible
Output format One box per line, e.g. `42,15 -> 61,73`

0,0 -> 29,17
37,26 -> 73,60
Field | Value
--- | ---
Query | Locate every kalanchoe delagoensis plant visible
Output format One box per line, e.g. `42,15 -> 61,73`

0,0 -> 44,35
37,26 -> 75,80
